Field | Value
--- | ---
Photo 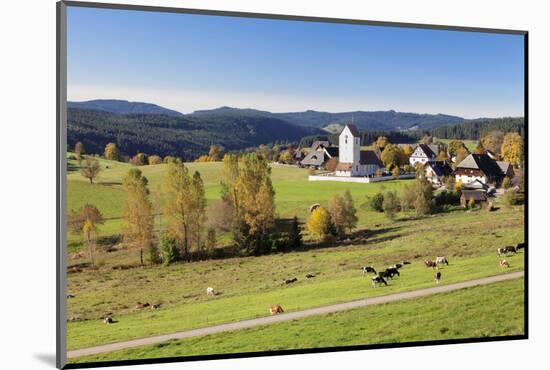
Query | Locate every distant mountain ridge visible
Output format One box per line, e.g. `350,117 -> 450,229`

69,100 -> 465,132
68,99 -> 184,117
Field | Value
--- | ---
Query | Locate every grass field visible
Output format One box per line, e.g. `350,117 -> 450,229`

69,277 -> 525,363
435,138 -> 479,152
66,155 -> 525,354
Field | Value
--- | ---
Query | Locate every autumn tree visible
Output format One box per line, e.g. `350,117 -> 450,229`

234,153 -> 276,255
80,157 -> 101,184
328,194 -> 346,239
148,155 -> 162,165
392,166 -> 400,179
375,136 -> 389,149
454,147 -> 470,167
381,144 -> 405,170
474,141 -> 486,155
208,145 -> 225,161
402,144 -> 414,158
122,168 -> 153,266
189,171 -> 207,256
342,190 -> 358,233
68,204 -> 104,268
437,150 -> 449,161
130,153 -> 148,166
501,132 -> 524,168
279,149 -> 293,164
325,157 -> 338,172
74,141 -> 85,158
163,156 -> 178,164
481,130 -> 505,154
422,135 -> 433,144
164,161 -> 193,260
205,228 -> 217,257
447,140 -> 467,158
307,206 -> 332,241
104,143 -> 119,161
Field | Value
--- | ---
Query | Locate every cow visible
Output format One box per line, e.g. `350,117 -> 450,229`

498,246 -> 516,256
500,259 -> 510,268
135,302 -> 150,309
362,266 -> 377,275
151,303 -> 161,310
434,271 -> 442,284
103,317 -> 114,324
284,278 -> 298,284
206,287 -> 215,296
371,276 -> 388,287
388,263 -> 403,270
269,305 -> 284,315
424,260 -> 437,269
385,267 -> 400,278
401,261 -> 411,265
435,256 -> 449,266
305,274 -> 316,279
516,242 -> 526,251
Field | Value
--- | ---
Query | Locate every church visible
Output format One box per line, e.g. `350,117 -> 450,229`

334,124 -> 384,177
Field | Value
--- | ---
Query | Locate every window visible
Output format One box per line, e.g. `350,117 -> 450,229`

345,135 -> 348,144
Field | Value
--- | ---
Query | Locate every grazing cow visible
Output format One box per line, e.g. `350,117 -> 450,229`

424,260 -> 437,269
504,246 -> 517,254
206,287 -> 215,296
384,267 -> 400,278
362,266 -> 377,275
284,278 -> 298,284
516,242 -> 526,251
151,303 -> 161,310
371,276 -> 388,287
269,305 -> 284,315
388,263 -> 403,270
305,274 -> 316,279
500,259 -> 510,268
67,294 -> 75,299
401,261 -> 411,265
435,256 -> 449,266
135,302 -> 150,309
434,271 -> 442,284
103,317 -> 114,324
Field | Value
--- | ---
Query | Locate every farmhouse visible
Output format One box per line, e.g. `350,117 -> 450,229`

460,190 -> 487,208
455,154 -> 505,186
423,161 -> 453,185
409,144 -> 437,166
497,161 -> 515,178
300,143 -> 338,169
334,124 -> 383,177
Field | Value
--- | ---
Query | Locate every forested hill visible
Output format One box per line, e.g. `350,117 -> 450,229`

67,108 -> 324,160
428,117 -> 525,140
68,99 -> 184,117
190,107 -> 465,131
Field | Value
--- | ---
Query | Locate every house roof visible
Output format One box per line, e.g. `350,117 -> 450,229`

461,190 -> 487,201
335,162 -> 353,171
345,124 -> 360,137
426,161 -> 453,177
496,161 -> 511,175
324,147 -> 339,158
456,154 -> 504,178
311,141 -> 330,150
413,144 -> 436,158
359,150 -> 384,167
300,150 -> 327,166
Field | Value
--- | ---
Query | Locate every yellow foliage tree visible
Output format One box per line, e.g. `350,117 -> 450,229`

307,207 -> 332,241
82,218 -> 97,268
104,142 -> 119,161
501,132 -> 524,168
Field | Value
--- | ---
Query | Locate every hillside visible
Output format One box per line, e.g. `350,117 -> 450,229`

67,108 -> 323,160
190,107 -> 465,131
68,99 -> 184,117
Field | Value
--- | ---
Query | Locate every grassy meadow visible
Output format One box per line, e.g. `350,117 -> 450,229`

66,154 -> 525,355
70,278 -> 525,363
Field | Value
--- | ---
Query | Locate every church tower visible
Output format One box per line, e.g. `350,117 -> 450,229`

338,123 -> 361,174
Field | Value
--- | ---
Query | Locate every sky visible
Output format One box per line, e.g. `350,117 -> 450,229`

67,6 -> 525,118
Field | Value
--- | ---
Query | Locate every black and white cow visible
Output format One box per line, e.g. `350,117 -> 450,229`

362,266 -> 377,275
434,271 -> 442,284
371,276 -> 388,287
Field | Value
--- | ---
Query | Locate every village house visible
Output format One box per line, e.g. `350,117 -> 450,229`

460,190 -> 487,208
334,124 -> 383,177
454,153 -> 506,187
409,144 -> 437,166
423,161 -> 453,185
300,142 -> 338,169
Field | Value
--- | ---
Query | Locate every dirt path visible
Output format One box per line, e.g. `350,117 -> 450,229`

68,271 -> 524,358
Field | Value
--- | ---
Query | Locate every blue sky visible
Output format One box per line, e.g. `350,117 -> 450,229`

67,6 -> 524,118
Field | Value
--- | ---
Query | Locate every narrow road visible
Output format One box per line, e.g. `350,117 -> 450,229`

68,271 -> 524,358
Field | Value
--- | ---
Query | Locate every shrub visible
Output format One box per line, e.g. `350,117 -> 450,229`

306,207 -> 332,241
502,177 -> 511,189
159,237 -> 180,265
147,243 -> 162,265
383,190 -> 400,220
148,155 -> 162,165
502,189 -> 523,206
366,192 -> 384,212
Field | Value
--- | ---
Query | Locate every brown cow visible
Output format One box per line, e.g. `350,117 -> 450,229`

269,305 -> 284,315
500,259 -> 510,268
424,260 -> 437,269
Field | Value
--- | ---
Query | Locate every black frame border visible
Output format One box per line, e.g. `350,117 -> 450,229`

56,1 -> 529,369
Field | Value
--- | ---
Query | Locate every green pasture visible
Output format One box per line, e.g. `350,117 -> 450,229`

70,278 -> 524,363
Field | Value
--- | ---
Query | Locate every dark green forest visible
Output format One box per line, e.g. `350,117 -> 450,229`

67,108 -> 323,160
427,117 -> 525,140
